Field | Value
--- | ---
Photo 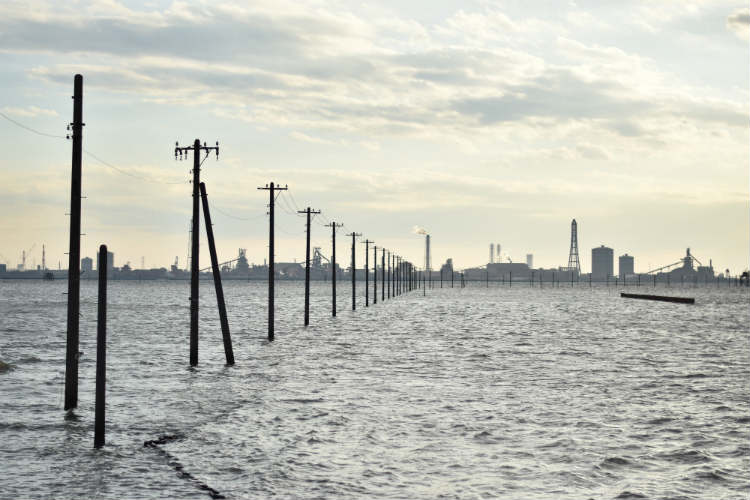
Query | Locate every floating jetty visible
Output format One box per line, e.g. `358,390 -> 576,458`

620,293 -> 695,304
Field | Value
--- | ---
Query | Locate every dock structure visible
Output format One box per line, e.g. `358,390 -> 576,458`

621,293 -> 695,304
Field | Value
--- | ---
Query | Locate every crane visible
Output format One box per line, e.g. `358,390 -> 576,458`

646,248 -> 703,274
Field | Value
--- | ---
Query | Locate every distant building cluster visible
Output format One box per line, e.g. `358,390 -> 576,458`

0,219 -> 736,282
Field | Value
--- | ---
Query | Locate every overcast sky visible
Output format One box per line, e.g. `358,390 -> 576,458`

1,0 -> 748,274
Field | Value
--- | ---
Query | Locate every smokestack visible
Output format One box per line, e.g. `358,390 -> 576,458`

490,243 -> 494,264
425,234 -> 431,271
497,244 -> 501,258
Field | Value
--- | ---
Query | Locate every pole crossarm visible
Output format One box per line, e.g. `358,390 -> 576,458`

175,141 -> 219,162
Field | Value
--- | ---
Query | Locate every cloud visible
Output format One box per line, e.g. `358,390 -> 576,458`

289,131 -> 334,145
727,7 -> 750,40
1,105 -> 58,117
0,0 -> 741,153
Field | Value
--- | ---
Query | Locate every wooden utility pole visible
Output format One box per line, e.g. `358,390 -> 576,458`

176,139 -> 219,362
326,222 -> 344,316
362,240 -> 373,306
348,232 -> 361,310
65,74 -> 83,410
373,245 -> 378,305
94,244 -> 107,448
199,182 -> 234,364
257,182 -> 287,341
381,249 -> 385,302
299,207 -> 320,326
387,252 -> 391,299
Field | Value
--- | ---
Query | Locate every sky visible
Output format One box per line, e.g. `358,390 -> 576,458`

0,0 -> 748,274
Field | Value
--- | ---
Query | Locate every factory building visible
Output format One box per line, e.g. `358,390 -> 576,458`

81,257 -> 93,273
619,254 -> 634,278
592,245 -> 613,280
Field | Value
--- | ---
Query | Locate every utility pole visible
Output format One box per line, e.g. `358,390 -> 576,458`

65,74 -> 83,410
257,182 -> 287,341
396,257 -> 400,296
176,138 -> 219,364
299,207 -> 320,326
348,232 -> 361,310
381,249 -> 385,302
362,240 -> 373,306
401,258 -> 405,295
387,251 -> 391,299
199,182 -> 234,365
373,245 -> 378,305
398,257 -> 402,295
326,222 -> 344,316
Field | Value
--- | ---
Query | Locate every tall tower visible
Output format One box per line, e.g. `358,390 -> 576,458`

490,243 -> 494,264
567,219 -> 581,274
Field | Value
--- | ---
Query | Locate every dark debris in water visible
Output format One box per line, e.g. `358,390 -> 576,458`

144,434 -> 226,499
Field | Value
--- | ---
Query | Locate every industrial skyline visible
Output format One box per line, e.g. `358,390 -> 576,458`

0,1 -> 747,274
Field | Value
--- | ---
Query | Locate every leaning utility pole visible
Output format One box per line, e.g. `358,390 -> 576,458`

325,222 -> 344,316
348,232 -> 361,310
362,239 -> 373,306
299,207 -> 320,326
65,74 -> 83,411
199,182 -> 234,365
176,138 -> 219,364
257,182 -> 287,341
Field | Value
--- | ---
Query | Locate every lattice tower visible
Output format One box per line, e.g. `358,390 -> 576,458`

567,219 -> 581,273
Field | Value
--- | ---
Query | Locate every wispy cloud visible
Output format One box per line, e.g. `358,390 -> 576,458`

1,105 -> 58,117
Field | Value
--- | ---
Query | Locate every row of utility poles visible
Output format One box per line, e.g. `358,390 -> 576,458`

64,75 -> 428,410
61,75 -> 425,451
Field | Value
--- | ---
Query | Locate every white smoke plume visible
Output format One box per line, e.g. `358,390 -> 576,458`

412,225 -> 428,235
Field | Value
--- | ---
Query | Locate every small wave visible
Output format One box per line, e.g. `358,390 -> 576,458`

614,491 -> 647,499
658,449 -> 711,464
600,456 -> 631,468
646,417 -> 673,425
282,398 -> 324,404
692,469 -> 727,482
17,356 -> 42,364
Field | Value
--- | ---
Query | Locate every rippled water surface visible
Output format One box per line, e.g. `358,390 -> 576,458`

1,279 -> 748,499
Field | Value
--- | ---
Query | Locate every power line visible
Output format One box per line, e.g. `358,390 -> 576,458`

209,202 -> 266,221
0,110 -> 67,139
1,110 -> 188,185
84,149 -> 187,185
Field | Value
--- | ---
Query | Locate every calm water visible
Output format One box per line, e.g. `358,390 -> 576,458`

1,279 -> 748,499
